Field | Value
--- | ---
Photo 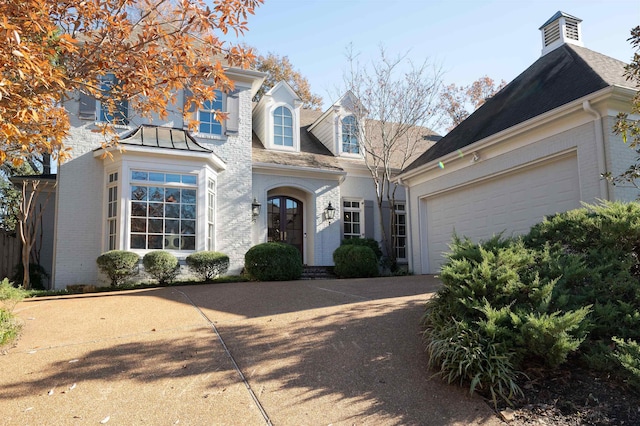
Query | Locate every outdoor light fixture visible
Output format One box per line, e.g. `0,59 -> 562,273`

325,202 -> 336,223
251,198 -> 261,222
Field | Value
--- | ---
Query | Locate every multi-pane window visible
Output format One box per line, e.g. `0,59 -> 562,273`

129,170 -> 197,251
393,203 -> 407,260
98,74 -> 128,125
107,172 -> 118,250
207,178 -> 215,251
343,200 -> 362,239
198,90 -> 223,135
342,115 -> 359,154
273,106 -> 293,147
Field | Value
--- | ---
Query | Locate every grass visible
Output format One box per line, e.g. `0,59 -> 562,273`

25,274 -> 251,297
0,278 -> 28,348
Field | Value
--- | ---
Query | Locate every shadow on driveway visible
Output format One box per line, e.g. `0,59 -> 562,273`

1,276 -> 502,425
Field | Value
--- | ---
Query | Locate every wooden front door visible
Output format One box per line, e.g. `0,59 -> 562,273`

267,196 -> 303,259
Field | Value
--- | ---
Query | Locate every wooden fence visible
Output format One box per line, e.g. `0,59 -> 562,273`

0,231 -> 21,280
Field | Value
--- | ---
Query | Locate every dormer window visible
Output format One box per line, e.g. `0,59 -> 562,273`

198,90 -> 224,136
273,106 -> 294,147
342,115 -> 359,154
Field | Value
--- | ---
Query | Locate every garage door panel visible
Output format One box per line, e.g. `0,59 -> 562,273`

425,154 -> 580,272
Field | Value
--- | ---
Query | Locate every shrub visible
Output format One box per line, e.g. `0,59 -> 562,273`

525,201 -> 640,360
186,251 -> 229,281
244,242 -> 302,281
143,251 -> 180,285
340,238 -> 383,260
612,337 -> 640,390
422,235 -> 590,405
333,244 -> 379,278
12,263 -> 49,290
96,250 -> 140,287
0,278 -> 27,347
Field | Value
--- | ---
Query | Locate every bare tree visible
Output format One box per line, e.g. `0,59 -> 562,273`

342,45 -> 443,268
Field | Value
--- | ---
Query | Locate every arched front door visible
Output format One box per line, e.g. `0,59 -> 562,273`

267,196 -> 303,259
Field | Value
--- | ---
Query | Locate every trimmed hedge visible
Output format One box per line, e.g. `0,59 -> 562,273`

96,250 -> 140,287
340,237 -> 383,260
244,242 -> 302,281
143,251 -> 179,285
333,244 -> 379,278
186,251 -> 229,281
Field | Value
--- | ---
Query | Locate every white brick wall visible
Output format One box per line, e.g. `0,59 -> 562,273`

604,116 -> 640,201
198,89 -> 254,274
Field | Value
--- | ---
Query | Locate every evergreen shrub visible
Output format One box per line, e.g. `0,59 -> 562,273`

96,250 -> 140,287
340,237 -> 383,260
244,242 -> 302,281
422,235 -> 590,406
333,244 -> 379,278
143,251 -> 180,285
186,251 -> 229,281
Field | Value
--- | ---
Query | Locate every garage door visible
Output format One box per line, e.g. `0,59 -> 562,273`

423,153 -> 580,273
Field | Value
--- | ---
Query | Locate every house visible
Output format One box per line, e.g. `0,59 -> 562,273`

38,71 -> 434,289
397,11 -> 639,274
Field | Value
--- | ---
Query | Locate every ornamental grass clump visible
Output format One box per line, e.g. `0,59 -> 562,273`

143,251 -> 180,285
96,250 -> 140,287
186,251 -> 229,281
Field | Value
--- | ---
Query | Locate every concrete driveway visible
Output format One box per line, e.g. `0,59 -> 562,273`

0,275 -> 503,425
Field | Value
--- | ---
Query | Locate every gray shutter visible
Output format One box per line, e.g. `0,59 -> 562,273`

78,92 -> 96,120
225,90 -> 240,135
364,200 -> 374,239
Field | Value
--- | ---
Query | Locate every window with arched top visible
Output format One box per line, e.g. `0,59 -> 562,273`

273,106 -> 294,147
342,115 -> 359,154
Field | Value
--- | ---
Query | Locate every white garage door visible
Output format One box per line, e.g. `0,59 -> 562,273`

423,154 -> 580,273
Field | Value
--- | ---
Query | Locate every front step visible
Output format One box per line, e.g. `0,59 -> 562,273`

301,266 -> 336,280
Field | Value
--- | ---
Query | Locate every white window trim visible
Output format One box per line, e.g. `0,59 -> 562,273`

393,202 -> 407,262
268,103 -> 299,152
95,74 -> 130,129
193,90 -> 227,140
342,198 -> 364,239
102,157 -> 218,256
340,115 -> 361,157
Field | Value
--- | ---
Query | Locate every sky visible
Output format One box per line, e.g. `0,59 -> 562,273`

234,0 -> 639,113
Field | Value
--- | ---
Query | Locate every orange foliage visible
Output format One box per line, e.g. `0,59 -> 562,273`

0,0 -> 262,165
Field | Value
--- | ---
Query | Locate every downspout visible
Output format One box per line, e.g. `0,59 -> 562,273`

582,100 -> 610,200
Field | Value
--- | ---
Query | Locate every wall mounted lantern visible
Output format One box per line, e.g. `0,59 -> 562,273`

325,202 -> 336,223
251,198 -> 261,222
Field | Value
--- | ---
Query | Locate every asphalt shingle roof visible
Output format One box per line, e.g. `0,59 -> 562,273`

403,44 -> 631,173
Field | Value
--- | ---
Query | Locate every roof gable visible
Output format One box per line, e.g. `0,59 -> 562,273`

403,44 -> 630,173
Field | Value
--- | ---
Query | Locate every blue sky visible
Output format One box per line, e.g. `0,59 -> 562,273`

236,0 -> 639,110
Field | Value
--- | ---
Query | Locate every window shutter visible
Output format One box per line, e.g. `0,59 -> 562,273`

78,92 -> 96,120
364,200 -> 374,239
225,90 -> 240,135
